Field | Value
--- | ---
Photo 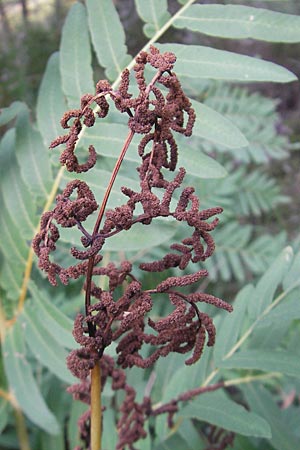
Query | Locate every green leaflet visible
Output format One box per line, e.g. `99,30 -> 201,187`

283,248 -> 300,288
248,320 -> 291,351
134,0 -> 171,38
101,406 -> 118,450
0,398 -> 9,434
204,223 -> 284,282
182,390 -> 271,438
40,380 -> 70,450
242,384 -> 299,450
0,220 -> 27,302
2,321 -> 59,434
67,401 -> 87,449
28,281 -> 76,350
1,126 -> 37,240
62,166 -> 141,210
21,305 -> 76,384
240,232 -> 287,276
178,420 -> 206,450
192,100 -> 248,148
37,52 -> 67,147
67,400 -> 86,450
41,429 -> 65,450
151,353 -> 187,402
154,351 -> 212,442
154,434 -> 194,450
60,2 -> 94,108
257,292 -> 300,327
206,225 -> 287,283
2,162 -> 36,239
219,349 -> 300,378
106,221 -> 177,251
248,246 -> 293,319
157,43 -> 297,83
0,101 -> 25,127
232,436 -> 261,450
0,130 -> 32,300
15,106 -> 53,200
178,144 -> 227,179
213,284 -> 253,364
86,0 -> 131,81
202,83 -> 289,163
173,5 -> 300,42
233,169 -> 290,217
161,349 -> 211,401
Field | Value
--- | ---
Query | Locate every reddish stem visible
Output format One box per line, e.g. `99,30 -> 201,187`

85,129 -> 135,321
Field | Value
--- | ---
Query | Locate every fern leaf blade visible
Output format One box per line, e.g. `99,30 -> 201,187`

86,0 -> 132,81
60,3 -> 94,108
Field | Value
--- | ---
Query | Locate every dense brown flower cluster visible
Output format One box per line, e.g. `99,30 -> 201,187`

33,46 -> 232,449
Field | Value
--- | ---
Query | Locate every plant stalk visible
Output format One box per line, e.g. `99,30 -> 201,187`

91,362 -> 102,450
85,129 -> 135,317
86,129 -> 134,450
13,402 -> 31,450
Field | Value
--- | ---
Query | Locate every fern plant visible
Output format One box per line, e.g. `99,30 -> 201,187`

0,1 -> 300,450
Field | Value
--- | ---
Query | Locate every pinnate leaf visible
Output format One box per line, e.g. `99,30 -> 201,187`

37,52 -> 67,147
182,390 -> 271,438
2,321 -> 59,434
219,349 -> 300,378
214,284 -> 253,364
28,282 -> 76,349
0,102 -> 25,127
134,0 -> 170,38
157,43 -> 297,83
248,246 -> 293,319
192,100 -> 248,148
243,384 -> 299,450
86,0 -> 131,80
173,5 -> 300,43
0,130 -> 33,300
60,2 -> 94,108
15,106 -> 53,200
21,305 -> 76,384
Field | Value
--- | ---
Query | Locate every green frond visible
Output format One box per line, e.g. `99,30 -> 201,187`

204,223 -> 287,282
232,167 -> 290,216
202,83 -> 291,163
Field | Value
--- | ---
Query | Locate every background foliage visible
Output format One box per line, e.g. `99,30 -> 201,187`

0,1 -> 300,449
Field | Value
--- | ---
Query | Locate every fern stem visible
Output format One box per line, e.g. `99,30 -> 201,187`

224,372 -> 282,387
91,362 -> 102,450
0,389 -> 32,450
93,129 -> 134,236
14,407 -> 31,450
0,387 -> 12,403
85,129 -> 134,317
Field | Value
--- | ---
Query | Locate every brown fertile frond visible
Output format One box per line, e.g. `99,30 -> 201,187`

33,46 -> 232,450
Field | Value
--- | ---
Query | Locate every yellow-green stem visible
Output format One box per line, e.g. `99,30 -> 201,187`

91,363 -> 102,450
224,372 -> 282,387
14,406 -> 31,450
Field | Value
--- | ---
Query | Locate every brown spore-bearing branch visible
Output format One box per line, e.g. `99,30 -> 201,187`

33,46 -> 232,450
